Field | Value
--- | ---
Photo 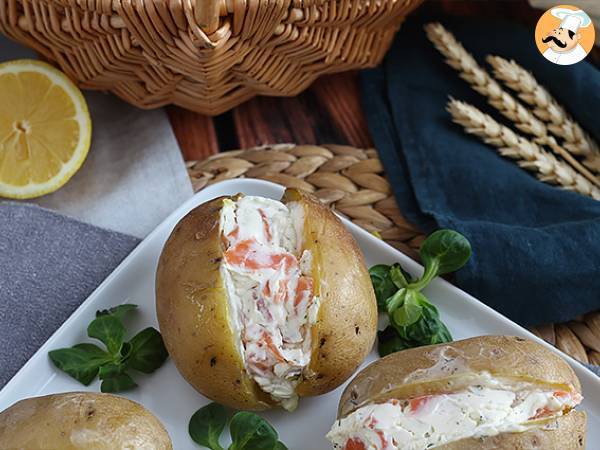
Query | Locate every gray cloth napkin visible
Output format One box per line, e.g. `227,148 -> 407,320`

0,203 -> 140,388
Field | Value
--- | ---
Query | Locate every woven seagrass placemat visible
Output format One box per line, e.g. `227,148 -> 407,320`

187,143 -> 600,365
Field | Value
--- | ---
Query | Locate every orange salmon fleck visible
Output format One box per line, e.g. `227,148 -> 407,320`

409,395 -> 433,413
271,253 -> 297,270
263,279 -> 288,304
344,438 -> 366,450
258,209 -> 273,243
531,406 -> 554,420
250,359 -> 271,372
263,281 -> 271,297
263,332 -> 285,362
294,276 -> 313,306
365,416 -> 386,448
224,239 -> 255,266
225,239 -> 298,272
375,430 -> 387,449
273,278 -> 288,303
228,226 -> 240,240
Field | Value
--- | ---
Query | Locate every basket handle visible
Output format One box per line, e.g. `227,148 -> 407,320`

194,0 -> 221,34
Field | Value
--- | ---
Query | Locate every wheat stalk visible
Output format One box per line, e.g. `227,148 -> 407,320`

424,22 -> 599,187
424,23 -> 547,139
486,55 -> 600,173
447,99 -> 600,200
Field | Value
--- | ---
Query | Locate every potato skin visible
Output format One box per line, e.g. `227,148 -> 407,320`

156,189 -> 377,409
285,189 -> 378,397
440,410 -> 586,450
338,335 -> 581,418
156,196 -> 272,410
0,392 -> 172,449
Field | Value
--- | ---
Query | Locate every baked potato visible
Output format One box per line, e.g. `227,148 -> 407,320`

156,189 -> 377,411
0,392 -> 172,449
327,335 -> 586,449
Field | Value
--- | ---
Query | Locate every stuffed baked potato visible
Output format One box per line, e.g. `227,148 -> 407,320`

156,189 -> 378,410
328,335 -> 586,450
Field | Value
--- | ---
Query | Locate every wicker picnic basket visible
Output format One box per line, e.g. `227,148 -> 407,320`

187,143 -> 600,366
0,0 -> 422,115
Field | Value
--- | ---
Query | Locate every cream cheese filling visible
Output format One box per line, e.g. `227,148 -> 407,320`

327,375 -> 581,450
220,196 -> 320,410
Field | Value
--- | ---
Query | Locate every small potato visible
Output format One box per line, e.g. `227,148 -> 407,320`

0,392 -> 172,450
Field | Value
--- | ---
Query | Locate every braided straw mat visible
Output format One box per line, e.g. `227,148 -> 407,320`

187,143 -> 600,366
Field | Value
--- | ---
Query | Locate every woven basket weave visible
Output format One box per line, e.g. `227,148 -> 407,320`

0,0 -> 422,115
187,143 -> 600,365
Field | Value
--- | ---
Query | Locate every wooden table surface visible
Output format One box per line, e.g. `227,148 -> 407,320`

167,0 -> 599,162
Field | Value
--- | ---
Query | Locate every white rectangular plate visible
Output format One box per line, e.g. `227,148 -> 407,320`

1,178 -> 598,449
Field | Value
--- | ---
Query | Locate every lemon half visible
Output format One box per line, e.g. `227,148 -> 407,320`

0,60 -> 91,199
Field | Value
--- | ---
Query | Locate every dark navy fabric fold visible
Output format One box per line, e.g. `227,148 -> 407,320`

361,17 -> 600,326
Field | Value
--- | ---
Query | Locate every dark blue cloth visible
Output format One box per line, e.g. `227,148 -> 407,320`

361,17 -> 600,326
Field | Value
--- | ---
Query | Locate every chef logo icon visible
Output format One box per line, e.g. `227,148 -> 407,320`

535,5 -> 595,65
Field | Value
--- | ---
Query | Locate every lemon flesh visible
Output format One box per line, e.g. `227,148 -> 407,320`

0,60 -> 91,199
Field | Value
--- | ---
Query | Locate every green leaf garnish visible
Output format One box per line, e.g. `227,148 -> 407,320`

229,412 -> 279,450
100,372 -> 137,392
127,327 -> 169,373
49,303 -> 168,392
390,264 -> 411,288
368,264 -> 397,311
411,229 -> 472,290
370,229 -> 471,355
188,403 -> 286,450
394,303 -> 452,347
96,303 -> 138,320
390,290 -> 423,327
377,326 -> 411,356
48,344 -> 112,385
420,229 -> 471,275
87,314 -> 125,354
98,362 -> 126,379
384,289 -> 404,314
189,403 -> 228,450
